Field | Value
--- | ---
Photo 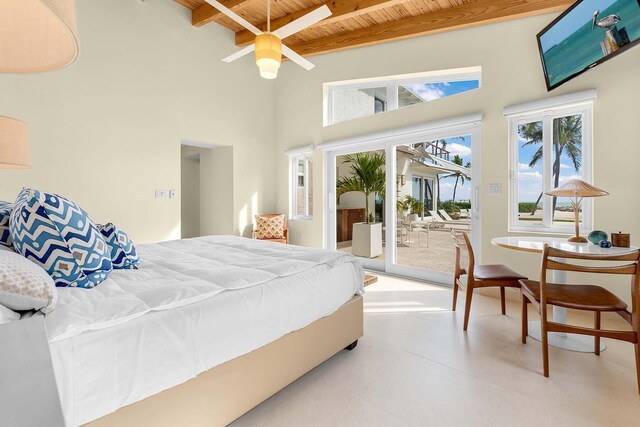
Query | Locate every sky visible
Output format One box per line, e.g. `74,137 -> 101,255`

540,0 -> 619,50
406,80 -> 480,103
438,135 -> 472,202
517,128 -> 582,203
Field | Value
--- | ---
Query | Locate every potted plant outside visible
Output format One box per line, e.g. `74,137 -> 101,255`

336,152 -> 385,258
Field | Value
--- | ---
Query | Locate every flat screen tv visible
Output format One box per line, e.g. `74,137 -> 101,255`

537,0 -> 640,91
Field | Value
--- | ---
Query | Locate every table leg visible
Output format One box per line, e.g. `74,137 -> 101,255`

526,258 -> 606,353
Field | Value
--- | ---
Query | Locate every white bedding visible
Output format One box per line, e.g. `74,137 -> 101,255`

46,236 -> 364,426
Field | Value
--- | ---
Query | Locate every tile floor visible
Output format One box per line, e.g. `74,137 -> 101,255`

232,274 -> 640,426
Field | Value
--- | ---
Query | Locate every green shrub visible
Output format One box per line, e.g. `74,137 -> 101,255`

439,201 -> 460,214
453,202 -> 471,210
518,202 -> 539,213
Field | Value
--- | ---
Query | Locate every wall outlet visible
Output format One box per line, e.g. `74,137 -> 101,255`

155,189 -> 169,199
169,190 -> 176,199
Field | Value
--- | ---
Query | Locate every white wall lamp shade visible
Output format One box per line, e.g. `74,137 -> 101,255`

255,33 -> 282,79
0,116 -> 31,168
0,0 -> 80,73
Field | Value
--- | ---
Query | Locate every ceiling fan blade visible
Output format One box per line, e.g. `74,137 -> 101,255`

203,0 -> 261,35
282,45 -> 315,71
274,5 -> 332,40
222,44 -> 256,62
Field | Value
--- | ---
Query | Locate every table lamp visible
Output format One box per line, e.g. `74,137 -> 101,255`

546,179 -> 608,243
0,116 -> 31,169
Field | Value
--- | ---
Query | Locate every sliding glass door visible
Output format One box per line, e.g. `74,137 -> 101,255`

325,119 -> 481,284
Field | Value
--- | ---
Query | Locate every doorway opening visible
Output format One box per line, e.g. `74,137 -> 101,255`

180,142 -> 234,238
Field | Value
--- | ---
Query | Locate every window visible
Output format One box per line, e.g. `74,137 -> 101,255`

508,100 -> 593,233
291,154 -> 313,219
324,67 -> 481,126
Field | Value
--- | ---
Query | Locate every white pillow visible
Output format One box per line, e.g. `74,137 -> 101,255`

0,249 -> 57,314
0,303 -> 20,325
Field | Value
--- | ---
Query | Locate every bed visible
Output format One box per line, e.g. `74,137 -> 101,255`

43,235 -> 364,427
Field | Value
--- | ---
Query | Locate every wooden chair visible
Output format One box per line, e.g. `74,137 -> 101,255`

452,231 -> 526,330
520,245 -> 640,391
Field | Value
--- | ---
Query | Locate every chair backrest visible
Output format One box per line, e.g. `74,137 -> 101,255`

429,210 -> 444,222
538,245 -> 640,309
439,210 -> 454,221
452,231 -> 475,279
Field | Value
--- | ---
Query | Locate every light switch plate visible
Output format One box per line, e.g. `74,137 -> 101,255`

488,183 -> 502,195
155,189 -> 169,199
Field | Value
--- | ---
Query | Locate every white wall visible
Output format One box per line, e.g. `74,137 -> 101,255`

274,13 -> 640,304
0,0 -> 276,243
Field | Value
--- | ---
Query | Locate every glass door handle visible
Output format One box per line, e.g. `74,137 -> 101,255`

473,186 -> 480,217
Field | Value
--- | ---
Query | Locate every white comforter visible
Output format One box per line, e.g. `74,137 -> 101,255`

45,235 -> 364,343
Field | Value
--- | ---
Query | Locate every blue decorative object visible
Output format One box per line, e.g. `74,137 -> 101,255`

0,201 -> 12,247
98,223 -> 140,269
588,230 -> 608,245
9,188 -> 112,288
599,240 -> 612,248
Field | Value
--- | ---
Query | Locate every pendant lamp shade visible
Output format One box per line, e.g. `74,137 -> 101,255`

0,0 -> 80,73
546,179 -> 608,243
546,179 -> 609,198
255,33 -> 282,80
0,116 -> 31,169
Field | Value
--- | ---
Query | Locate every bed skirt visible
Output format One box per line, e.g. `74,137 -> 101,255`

84,294 -> 364,427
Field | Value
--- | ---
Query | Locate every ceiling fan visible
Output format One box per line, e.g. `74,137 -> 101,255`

203,0 -> 331,79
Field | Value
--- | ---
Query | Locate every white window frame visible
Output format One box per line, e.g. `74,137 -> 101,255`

323,66 -> 482,126
290,153 -> 313,220
507,96 -> 594,234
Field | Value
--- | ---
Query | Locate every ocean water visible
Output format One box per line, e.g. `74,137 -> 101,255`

542,0 -> 640,87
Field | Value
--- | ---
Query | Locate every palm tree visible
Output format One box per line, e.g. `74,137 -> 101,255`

519,116 -> 582,216
336,152 -> 386,224
442,155 -> 471,203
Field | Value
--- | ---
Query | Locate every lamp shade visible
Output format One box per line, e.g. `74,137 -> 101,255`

255,33 -> 282,80
0,116 -> 31,168
0,0 -> 79,73
546,179 -> 609,198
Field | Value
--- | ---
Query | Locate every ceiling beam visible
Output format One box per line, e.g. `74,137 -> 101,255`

281,0 -> 573,57
235,0 -> 403,46
192,0 -> 253,27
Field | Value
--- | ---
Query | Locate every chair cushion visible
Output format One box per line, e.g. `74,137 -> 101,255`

255,214 -> 286,239
474,264 -> 526,281
0,201 -> 12,247
520,279 -> 628,312
97,223 -> 140,269
9,188 -> 112,289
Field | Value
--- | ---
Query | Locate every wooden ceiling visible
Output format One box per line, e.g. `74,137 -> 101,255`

174,0 -> 573,57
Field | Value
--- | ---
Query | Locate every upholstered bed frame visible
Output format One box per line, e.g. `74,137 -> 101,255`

85,295 -> 363,427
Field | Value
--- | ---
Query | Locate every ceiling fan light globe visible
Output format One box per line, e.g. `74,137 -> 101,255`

257,57 -> 280,79
255,33 -> 282,79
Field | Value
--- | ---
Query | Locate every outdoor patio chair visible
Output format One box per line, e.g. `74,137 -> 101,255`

439,209 -> 470,223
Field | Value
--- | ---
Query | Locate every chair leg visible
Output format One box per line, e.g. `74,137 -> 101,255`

452,281 -> 459,312
500,287 -> 506,315
541,319 -> 550,378
521,295 -> 528,344
594,312 -> 601,356
635,341 -> 640,394
463,286 -> 473,331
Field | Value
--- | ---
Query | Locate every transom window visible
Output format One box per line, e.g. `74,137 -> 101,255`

507,98 -> 593,234
290,153 -> 313,219
324,67 -> 481,126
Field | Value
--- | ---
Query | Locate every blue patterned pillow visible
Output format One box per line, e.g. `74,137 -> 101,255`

0,201 -> 12,247
9,189 -> 112,288
98,223 -> 140,269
